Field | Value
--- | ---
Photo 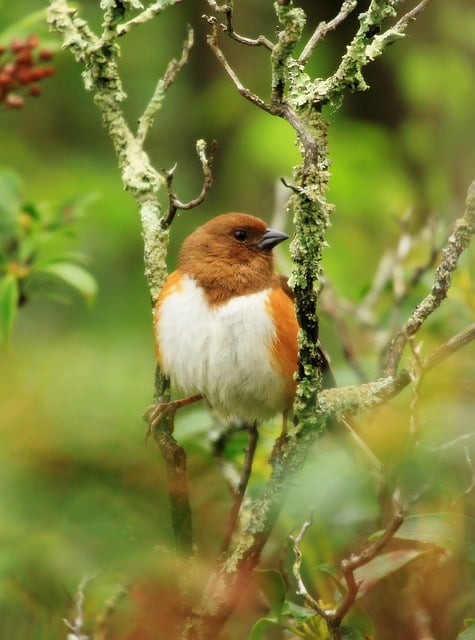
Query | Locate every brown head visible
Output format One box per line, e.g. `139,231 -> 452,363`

178,213 -> 289,304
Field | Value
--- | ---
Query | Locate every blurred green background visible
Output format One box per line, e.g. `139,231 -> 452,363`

1,1 -> 474,639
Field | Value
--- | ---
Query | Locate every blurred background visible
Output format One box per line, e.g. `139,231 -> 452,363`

0,1 -> 474,638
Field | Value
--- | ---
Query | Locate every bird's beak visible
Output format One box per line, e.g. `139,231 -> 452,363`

257,227 -> 289,250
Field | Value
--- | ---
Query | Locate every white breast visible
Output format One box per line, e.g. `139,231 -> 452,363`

155,275 -> 288,422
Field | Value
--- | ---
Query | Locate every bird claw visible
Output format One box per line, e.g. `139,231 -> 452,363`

143,401 -> 176,441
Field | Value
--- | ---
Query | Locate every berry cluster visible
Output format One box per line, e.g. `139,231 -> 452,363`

0,35 -> 55,109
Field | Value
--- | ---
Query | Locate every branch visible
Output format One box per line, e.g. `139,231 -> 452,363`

327,492 -> 405,635
161,138 -> 216,228
154,424 -> 194,556
299,0 -> 357,65
136,25 -> 194,146
207,0 -> 274,50
289,494 -> 404,640
385,180 -> 475,375
48,0 -> 168,303
317,0 -> 435,104
290,514 -> 326,616
116,0 -> 183,36
421,322 -> 475,373
64,573 -> 98,640
203,16 -> 274,114
48,0 -> 199,566
220,423 -> 259,555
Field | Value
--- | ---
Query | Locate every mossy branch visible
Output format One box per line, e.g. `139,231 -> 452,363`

47,0 -> 188,303
47,0 -> 196,565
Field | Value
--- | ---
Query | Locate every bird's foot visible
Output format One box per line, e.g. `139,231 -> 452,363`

143,401 -> 177,441
143,394 -> 204,442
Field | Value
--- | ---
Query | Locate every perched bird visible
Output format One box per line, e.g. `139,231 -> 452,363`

151,212 -> 331,427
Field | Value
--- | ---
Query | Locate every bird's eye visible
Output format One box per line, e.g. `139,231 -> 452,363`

233,229 -> 248,242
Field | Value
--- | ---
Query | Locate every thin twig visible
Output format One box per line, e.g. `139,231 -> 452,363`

290,495 -> 405,639
116,0 -> 183,36
299,0 -> 357,65
408,338 -> 424,440
64,573 -> 99,640
328,492 -> 405,631
207,0 -> 274,50
290,514 -> 327,615
161,139 -> 216,228
395,0 -> 435,31
204,16 -> 274,114
422,323 -> 475,373
136,25 -> 194,145
220,422 -> 259,555
452,444 -> 475,506
385,181 -> 475,375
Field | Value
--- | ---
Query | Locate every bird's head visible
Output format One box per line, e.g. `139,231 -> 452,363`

178,213 -> 289,303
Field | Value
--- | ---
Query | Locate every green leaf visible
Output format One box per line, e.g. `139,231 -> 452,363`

281,600 -> 316,624
354,549 -> 430,597
317,563 -> 346,595
458,620 -> 475,640
247,616 -> 280,640
254,569 -> 286,615
34,262 -> 98,303
0,274 -> 19,346
371,513 -> 475,558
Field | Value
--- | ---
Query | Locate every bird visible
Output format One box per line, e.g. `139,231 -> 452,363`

149,212 -> 332,429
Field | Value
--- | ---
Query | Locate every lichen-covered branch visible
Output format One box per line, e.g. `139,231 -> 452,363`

137,24 -> 194,146
47,0 -> 186,303
299,0 -> 357,65
47,0 -> 196,565
161,139 -> 216,228
385,180 -> 475,375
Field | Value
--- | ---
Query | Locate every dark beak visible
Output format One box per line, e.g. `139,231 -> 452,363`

257,227 -> 289,250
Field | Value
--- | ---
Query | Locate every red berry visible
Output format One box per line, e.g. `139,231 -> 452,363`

29,68 -> 45,81
10,38 -> 25,53
39,49 -> 53,61
0,72 -> 12,85
16,50 -> 34,65
29,84 -> 41,96
26,34 -> 40,49
17,69 -> 33,84
40,65 -> 55,77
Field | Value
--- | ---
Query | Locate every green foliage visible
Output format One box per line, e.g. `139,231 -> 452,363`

0,168 -> 97,345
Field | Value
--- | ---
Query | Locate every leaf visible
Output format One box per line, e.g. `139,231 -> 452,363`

458,620 -> 475,640
254,569 -> 286,615
0,274 -> 19,346
371,513 -> 475,558
317,563 -> 346,595
354,549 -> 430,597
281,600 -> 316,624
34,262 -> 98,303
247,616 -> 280,640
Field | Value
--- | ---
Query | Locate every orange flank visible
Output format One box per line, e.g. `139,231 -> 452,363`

267,286 -> 299,403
